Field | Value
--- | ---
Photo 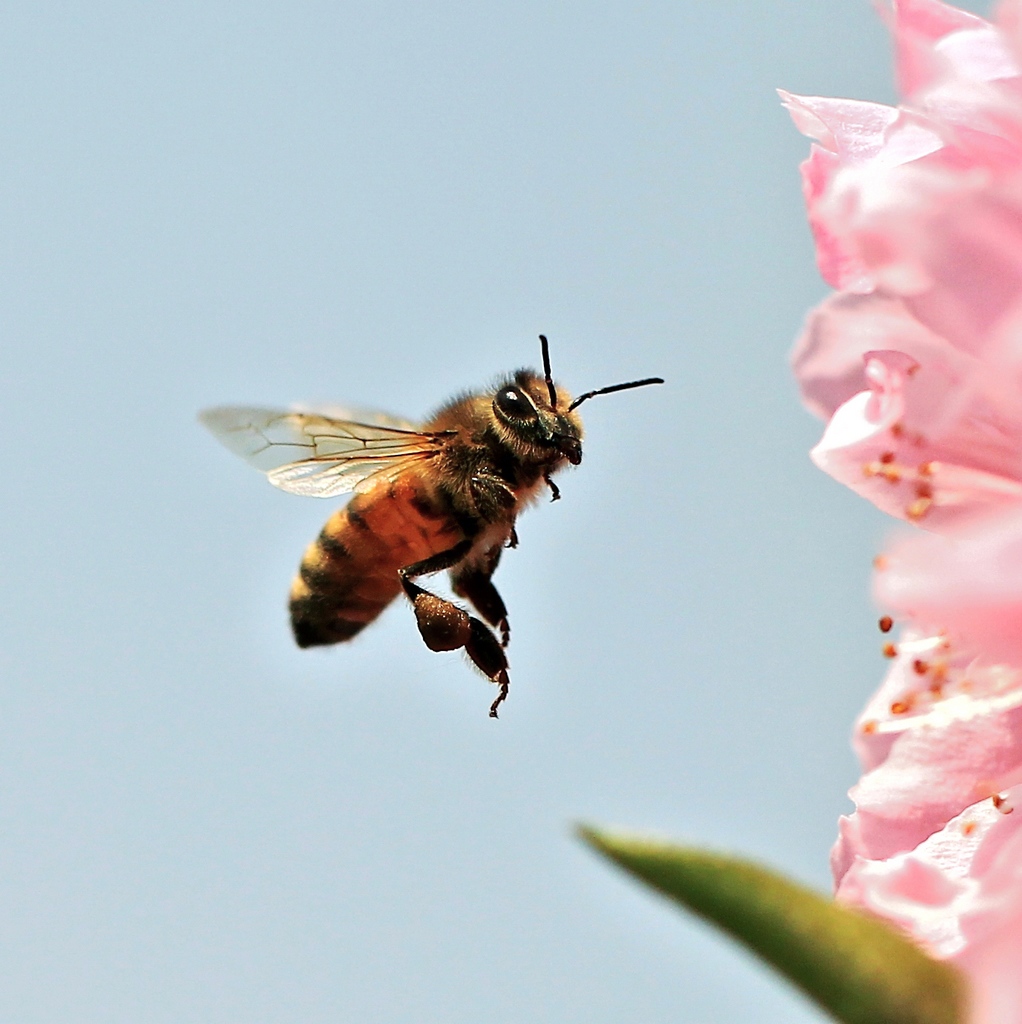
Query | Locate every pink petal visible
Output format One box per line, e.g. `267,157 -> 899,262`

836,785 -> 1022,1023
888,0 -> 998,97
792,292 -> 949,419
808,345 -> 1022,528
781,92 -> 944,289
957,795 -> 1022,1023
852,629 -> 971,772
891,0 -> 988,47
897,175 -> 1022,357
918,80 -> 1022,173
996,0 -> 1022,73
877,511 -> 1022,663
933,24 -> 1019,83
817,156 -> 1022,357
780,92 -> 903,162
838,698 -> 1022,868
959,931 -> 1022,1024
778,94 -> 943,175
794,292 -> 1022,526
836,792 -> 1008,954
799,145 -> 872,291
780,92 -> 899,289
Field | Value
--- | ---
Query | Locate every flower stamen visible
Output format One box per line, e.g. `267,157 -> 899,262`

993,793 -> 1014,814
861,450 -> 938,521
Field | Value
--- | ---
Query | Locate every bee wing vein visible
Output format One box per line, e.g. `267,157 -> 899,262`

200,406 -> 445,498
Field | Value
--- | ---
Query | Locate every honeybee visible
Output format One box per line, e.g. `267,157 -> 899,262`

201,336 -> 662,717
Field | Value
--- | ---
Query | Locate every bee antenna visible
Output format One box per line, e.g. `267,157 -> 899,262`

567,377 -> 664,412
539,334 -> 558,410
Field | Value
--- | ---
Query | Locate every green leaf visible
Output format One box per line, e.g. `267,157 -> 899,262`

578,826 -> 965,1024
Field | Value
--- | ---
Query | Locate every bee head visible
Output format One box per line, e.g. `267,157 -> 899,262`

491,371 -> 584,466
490,335 -> 663,468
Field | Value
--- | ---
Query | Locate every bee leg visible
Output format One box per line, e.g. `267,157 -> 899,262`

506,526 -> 519,549
464,620 -> 510,718
399,541 -> 474,651
451,562 -> 510,647
489,670 -> 510,718
399,543 -> 511,715
543,470 -> 561,502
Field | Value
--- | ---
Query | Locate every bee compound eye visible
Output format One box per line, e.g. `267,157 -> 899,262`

495,386 -> 536,420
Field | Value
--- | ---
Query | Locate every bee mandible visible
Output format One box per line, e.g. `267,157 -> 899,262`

201,336 -> 662,717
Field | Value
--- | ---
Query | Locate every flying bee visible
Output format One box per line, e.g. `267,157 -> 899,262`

201,336 -> 662,717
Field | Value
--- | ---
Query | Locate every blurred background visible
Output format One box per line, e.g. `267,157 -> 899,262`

0,0 -> 991,1021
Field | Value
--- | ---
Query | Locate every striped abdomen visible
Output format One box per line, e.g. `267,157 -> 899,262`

289,476 -> 463,648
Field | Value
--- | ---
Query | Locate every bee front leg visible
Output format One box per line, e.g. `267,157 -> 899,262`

543,470 -> 560,502
399,542 -> 511,718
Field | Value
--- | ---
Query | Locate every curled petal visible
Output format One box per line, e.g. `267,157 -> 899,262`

810,357 -> 1022,528
796,293 -> 1022,526
781,91 -> 943,289
780,92 -> 903,163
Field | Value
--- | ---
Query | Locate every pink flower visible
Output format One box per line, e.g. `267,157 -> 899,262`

785,0 -> 1022,529
833,516 -> 1022,1022
785,2 -> 1022,1020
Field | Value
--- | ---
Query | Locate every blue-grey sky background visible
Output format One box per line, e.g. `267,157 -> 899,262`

0,1 -> 991,1021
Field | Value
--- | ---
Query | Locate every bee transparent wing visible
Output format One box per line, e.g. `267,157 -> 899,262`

199,406 -> 447,498
289,402 -> 418,432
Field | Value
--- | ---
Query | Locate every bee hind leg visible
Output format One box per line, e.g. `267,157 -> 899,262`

399,543 -> 511,717
465,619 -> 510,718
488,669 -> 510,718
451,561 -> 510,648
